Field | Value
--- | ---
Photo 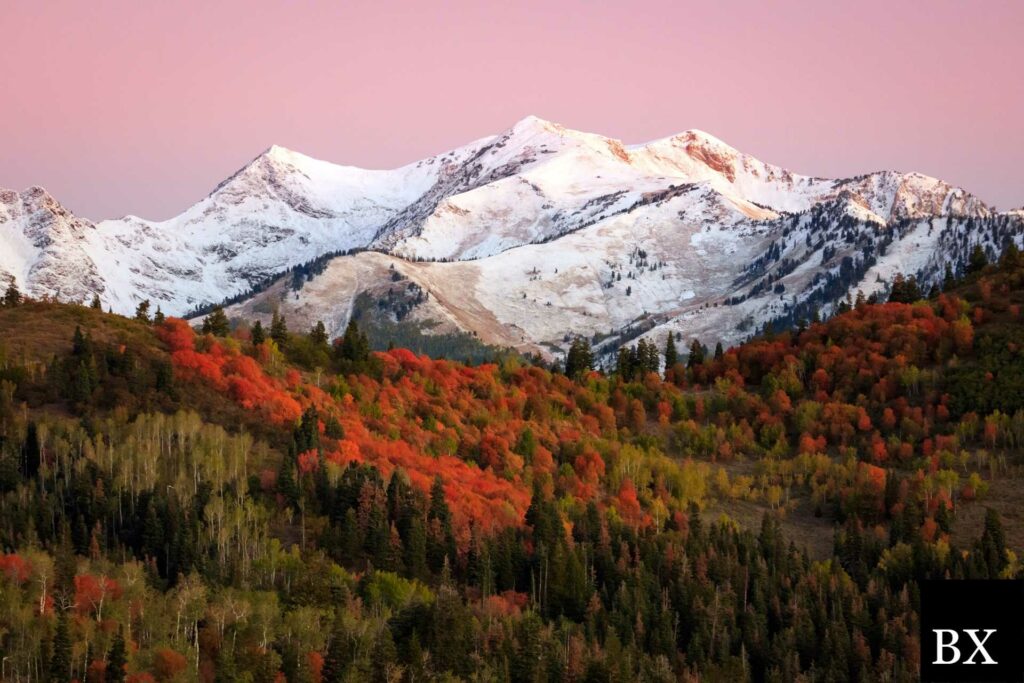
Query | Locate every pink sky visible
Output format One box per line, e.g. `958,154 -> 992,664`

2,0 -> 1022,220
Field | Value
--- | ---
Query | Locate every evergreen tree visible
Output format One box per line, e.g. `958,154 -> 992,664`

277,454 -> 300,510
565,337 -> 594,380
403,515 -> 429,581
3,280 -> 21,307
427,476 -> 455,572
270,310 -> 289,348
21,421 -> 41,479
295,407 -> 320,454
714,341 -> 724,360
251,319 -> 266,346
152,306 -> 165,325
1000,240 -> 1023,270
642,338 -> 660,373
337,318 -> 370,364
90,293 -> 102,310
981,508 -> 1007,578
617,345 -> 637,380
888,273 -> 922,304
687,339 -> 705,369
310,320 -> 329,347
370,625 -> 399,683
50,610 -> 72,683
429,578 -> 471,677
322,612 -> 351,682
943,262 -> 957,291
106,627 -> 127,683
664,333 -> 678,373
525,480 -> 561,551
134,299 -> 151,323
967,244 -> 989,275
202,306 -> 230,336
141,503 -> 164,570
406,633 -> 428,682
72,325 -> 89,356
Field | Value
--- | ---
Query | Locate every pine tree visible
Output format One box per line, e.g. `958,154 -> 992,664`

134,299 -> 151,323
616,345 -> 636,380
406,632 -> 427,682
687,339 -> 705,369
404,515 -> 429,581
50,610 -> 72,683
428,476 -> 455,572
429,577 -> 471,677
942,263 -> 957,291
310,320 -> 329,347
251,319 -> 266,346
295,407 -> 320,454
714,341 -> 724,360
3,281 -> 21,307
968,244 -> 989,275
664,334 -> 678,372
888,273 -> 922,304
631,339 -> 658,375
270,310 -> 289,348
90,293 -> 102,310
20,420 -> 41,481
337,318 -> 370,363
106,627 -> 127,683
322,612 -> 350,683
142,503 -> 164,568
72,325 -> 89,356
1000,240 -> 1023,270
565,337 -> 593,380
370,625 -> 399,683
981,508 -> 1007,578
202,306 -> 230,336
153,306 -> 165,325
277,454 -> 300,510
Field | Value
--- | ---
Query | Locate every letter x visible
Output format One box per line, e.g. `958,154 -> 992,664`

963,629 -> 997,665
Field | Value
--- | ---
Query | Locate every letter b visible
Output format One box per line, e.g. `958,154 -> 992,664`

933,629 -> 961,664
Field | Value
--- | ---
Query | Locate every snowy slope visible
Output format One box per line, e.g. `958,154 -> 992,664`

1,115 -> 1015,359
0,187 -> 105,303
81,145 -> 450,313
377,122 -> 985,263
230,187 -> 1022,362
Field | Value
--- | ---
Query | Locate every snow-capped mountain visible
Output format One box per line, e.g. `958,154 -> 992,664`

2,116 -> 1020,358
0,186 -> 106,303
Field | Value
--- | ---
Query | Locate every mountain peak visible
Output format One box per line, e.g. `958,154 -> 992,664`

512,114 -> 558,128
507,115 -> 567,137
638,128 -> 742,159
260,144 -> 301,162
1,185 -> 62,209
676,128 -> 734,149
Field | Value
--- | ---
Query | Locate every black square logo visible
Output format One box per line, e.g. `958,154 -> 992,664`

922,580 -> 1024,682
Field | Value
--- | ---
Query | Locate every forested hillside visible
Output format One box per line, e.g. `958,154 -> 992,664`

0,245 -> 1023,682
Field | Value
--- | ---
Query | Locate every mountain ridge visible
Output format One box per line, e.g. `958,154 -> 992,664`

2,116 -> 1019,359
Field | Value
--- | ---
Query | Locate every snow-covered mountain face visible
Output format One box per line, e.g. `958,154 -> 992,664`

0,187 -> 106,303
2,116 -> 1020,359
